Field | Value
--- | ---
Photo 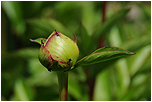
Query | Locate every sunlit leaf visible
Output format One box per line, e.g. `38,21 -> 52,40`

129,45 -> 151,76
93,69 -> 111,101
81,1 -> 101,36
115,58 -> 130,100
14,79 -> 35,101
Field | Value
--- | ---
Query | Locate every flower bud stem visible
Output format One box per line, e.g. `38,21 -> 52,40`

56,71 -> 68,101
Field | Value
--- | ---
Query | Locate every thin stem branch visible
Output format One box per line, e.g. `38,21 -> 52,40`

56,71 -> 68,101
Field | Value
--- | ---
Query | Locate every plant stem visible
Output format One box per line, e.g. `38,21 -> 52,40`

99,1 -> 107,48
56,71 -> 68,101
102,1 -> 107,23
87,78 -> 96,101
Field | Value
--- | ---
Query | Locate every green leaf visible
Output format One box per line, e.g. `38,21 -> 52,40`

74,47 -> 135,67
68,80 -> 83,100
120,35 -> 151,52
14,79 -> 35,101
93,69 -> 111,101
78,23 -> 93,56
68,70 -> 88,100
30,38 -> 46,45
27,58 -> 58,87
6,48 -> 39,60
93,8 -> 130,40
81,1 -> 101,36
121,73 -> 150,101
129,45 -> 151,76
88,58 -> 120,79
26,18 -> 74,39
2,1 -> 25,36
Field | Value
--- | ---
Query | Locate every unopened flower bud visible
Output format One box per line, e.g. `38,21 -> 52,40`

30,30 -> 79,72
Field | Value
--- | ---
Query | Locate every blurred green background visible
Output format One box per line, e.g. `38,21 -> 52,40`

1,1 -> 151,101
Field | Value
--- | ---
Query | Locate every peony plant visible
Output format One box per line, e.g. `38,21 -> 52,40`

30,30 -> 135,101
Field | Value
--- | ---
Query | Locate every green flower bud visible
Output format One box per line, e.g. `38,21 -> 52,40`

30,30 -> 79,72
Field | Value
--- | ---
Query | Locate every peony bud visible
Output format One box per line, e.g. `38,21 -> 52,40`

30,30 -> 79,72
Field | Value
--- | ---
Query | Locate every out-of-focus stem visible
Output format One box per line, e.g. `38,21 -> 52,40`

99,1 -> 107,48
88,78 -> 96,101
56,71 -> 68,101
102,1 -> 107,23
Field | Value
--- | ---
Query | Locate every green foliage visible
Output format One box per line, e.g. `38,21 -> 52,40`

75,47 -> 135,67
1,1 -> 151,101
93,8 -> 130,41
